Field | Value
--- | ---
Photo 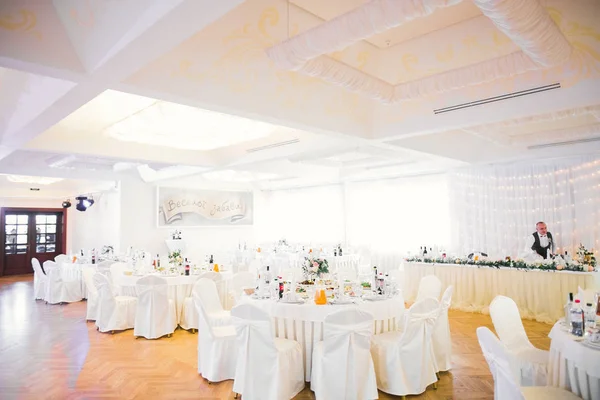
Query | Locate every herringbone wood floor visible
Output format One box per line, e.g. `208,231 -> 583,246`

0,275 -> 552,399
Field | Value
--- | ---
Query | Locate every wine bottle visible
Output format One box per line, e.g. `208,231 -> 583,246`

339,246 -> 343,256
156,254 -> 161,268
423,246 -> 428,256
334,248 -> 337,256
209,254 -> 214,264
185,258 -> 190,276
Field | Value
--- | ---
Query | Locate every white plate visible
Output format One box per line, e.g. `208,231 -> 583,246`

581,340 -> 600,350
363,296 -> 386,301
330,299 -> 354,305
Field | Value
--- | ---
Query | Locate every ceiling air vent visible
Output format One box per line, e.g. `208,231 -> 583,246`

528,136 -> 600,150
246,139 -> 300,153
433,83 -> 560,115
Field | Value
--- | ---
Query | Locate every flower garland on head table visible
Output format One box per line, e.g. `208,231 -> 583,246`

406,245 -> 597,273
302,257 -> 329,281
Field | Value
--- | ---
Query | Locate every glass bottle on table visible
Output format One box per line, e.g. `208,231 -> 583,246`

570,299 -> 584,336
585,303 -> 596,330
564,292 -> 574,325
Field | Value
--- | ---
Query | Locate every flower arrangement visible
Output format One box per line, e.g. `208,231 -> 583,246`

405,254 -> 596,273
302,257 -> 329,281
576,244 -> 597,271
168,250 -> 183,266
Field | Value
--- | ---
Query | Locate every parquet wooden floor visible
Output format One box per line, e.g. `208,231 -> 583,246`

0,275 -> 552,400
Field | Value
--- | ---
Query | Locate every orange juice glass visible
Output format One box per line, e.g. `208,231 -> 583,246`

213,263 -> 219,272
314,288 -> 327,305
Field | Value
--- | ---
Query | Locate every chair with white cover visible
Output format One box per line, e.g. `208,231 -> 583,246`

415,275 -> 442,302
43,260 -> 83,304
578,286 -> 595,305
81,265 -> 100,321
180,276 -> 229,331
476,327 -> 580,400
54,254 -> 69,264
227,271 -> 255,308
231,303 -> 305,400
311,309 -> 378,400
195,295 -> 237,382
133,275 -> 177,339
93,273 -> 137,333
489,295 -> 549,386
371,298 -> 440,397
433,285 -> 454,373
31,258 -> 47,300
109,262 -> 130,295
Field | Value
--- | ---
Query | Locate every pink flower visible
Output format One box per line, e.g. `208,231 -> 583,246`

313,261 -> 319,268
589,265 -> 595,272
556,264 -> 564,270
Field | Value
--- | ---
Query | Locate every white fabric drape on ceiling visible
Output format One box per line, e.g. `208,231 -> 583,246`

448,157 -> 600,259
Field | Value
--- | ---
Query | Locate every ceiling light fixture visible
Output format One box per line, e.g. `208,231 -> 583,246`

105,101 -> 275,151
6,175 -> 64,185
75,196 -> 94,212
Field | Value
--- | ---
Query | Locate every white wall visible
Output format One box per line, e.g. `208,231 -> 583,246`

68,189 -> 121,254
119,177 -> 259,262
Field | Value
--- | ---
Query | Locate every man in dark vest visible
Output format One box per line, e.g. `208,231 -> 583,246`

525,221 -> 555,259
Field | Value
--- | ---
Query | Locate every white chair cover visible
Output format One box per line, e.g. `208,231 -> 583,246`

133,275 -> 177,339
415,275 -> 442,302
371,298 -> 440,396
180,278 -> 230,330
490,295 -> 549,386
81,265 -> 100,320
44,260 -> 83,304
109,262 -> 130,295
433,285 -> 454,372
476,327 -> 580,400
311,309 -> 378,400
31,258 -> 47,301
231,303 -> 305,400
54,254 -> 69,264
195,295 -> 237,382
228,271 -> 255,308
577,286 -> 595,305
93,273 -> 137,332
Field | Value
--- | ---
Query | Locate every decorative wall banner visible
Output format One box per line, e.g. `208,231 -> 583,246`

157,187 -> 253,227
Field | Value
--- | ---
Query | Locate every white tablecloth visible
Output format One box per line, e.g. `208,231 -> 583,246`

548,322 -> 600,400
242,296 -> 405,381
403,262 -> 596,323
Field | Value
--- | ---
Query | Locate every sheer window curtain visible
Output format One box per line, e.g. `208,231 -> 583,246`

257,185 -> 345,245
448,158 -> 600,259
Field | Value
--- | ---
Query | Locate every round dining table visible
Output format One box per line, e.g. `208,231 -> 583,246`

241,295 -> 405,381
548,321 -> 600,400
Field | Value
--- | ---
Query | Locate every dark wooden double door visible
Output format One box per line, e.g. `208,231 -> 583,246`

0,208 -> 67,276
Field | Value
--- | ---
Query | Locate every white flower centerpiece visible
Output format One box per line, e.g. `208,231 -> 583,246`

301,257 -> 329,284
167,250 -> 183,274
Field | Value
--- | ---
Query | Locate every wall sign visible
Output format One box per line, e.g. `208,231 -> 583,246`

157,187 -> 253,227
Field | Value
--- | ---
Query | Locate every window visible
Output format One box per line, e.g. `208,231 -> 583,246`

4,214 -> 28,255
35,214 -> 58,253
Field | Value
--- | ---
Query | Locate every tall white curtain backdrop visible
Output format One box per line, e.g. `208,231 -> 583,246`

258,185 -> 345,245
449,157 -> 600,259
258,175 -> 451,271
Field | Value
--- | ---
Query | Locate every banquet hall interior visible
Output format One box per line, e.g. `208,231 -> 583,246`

0,0 -> 599,399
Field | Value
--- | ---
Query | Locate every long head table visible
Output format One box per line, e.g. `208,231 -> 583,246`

403,261 -> 597,324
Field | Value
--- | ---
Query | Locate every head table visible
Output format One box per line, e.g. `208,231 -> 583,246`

403,261 -> 596,324
239,295 -> 405,381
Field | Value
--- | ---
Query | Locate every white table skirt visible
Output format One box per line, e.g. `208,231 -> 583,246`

114,272 -> 232,324
243,296 -> 405,381
548,322 -> 600,400
403,262 -> 596,324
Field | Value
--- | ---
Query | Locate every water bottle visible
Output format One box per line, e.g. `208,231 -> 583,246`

564,292 -> 574,325
570,299 -> 584,336
585,303 -> 596,330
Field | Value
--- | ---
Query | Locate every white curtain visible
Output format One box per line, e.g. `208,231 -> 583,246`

345,175 -> 450,255
257,185 -> 345,245
448,157 -> 600,259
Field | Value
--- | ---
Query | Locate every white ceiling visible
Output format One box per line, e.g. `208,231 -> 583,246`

0,0 -> 598,198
